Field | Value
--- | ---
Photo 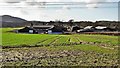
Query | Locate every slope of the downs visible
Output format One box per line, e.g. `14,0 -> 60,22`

0,15 -> 28,27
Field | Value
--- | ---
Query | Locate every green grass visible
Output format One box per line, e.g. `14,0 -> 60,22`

77,34 -> 118,45
38,36 -> 59,45
46,45 -> 117,54
3,33 -> 56,46
70,36 -> 79,43
54,36 -> 70,44
1,28 -> 119,50
2,28 -> 58,46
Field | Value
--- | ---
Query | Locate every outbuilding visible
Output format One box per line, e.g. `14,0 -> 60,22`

18,27 -> 38,34
17,25 -> 66,34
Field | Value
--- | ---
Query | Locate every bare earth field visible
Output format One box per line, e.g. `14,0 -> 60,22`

1,46 -> 118,66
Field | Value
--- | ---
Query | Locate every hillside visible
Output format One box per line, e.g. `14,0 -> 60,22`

0,15 -> 28,27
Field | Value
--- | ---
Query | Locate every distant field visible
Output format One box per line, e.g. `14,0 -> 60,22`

1,28 -> 119,66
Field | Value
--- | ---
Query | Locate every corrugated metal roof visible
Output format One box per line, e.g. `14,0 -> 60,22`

95,26 -> 107,29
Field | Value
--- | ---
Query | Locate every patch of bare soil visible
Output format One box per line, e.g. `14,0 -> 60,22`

1,47 -> 118,66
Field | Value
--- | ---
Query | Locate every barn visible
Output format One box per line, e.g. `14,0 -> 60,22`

78,26 -> 117,32
72,26 -> 82,32
17,25 -> 54,34
78,26 -> 96,32
17,25 -> 66,34
17,27 -> 38,34
49,25 -> 67,34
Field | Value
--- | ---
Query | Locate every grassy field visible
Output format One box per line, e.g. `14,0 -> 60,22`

2,28 -> 118,47
1,28 -> 119,66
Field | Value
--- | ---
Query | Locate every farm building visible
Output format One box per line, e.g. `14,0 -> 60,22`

78,26 -> 96,32
72,26 -> 83,32
49,25 -> 67,34
95,26 -> 117,32
17,27 -> 38,34
17,25 -> 67,34
17,25 -> 54,34
77,26 -> 117,32
32,25 -> 54,34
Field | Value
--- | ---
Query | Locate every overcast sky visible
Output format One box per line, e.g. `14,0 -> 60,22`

0,0 -> 119,21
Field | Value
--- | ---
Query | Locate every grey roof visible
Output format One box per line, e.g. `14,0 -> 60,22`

32,25 -> 54,28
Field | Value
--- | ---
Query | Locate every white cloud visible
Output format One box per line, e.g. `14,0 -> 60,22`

0,0 -> 4,3
54,7 -> 70,20
0,0 -> 117,8
35,0 -> 60,2
0,0 -> 118,21
85,0 -> 107,8
0,0 -> 26,3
